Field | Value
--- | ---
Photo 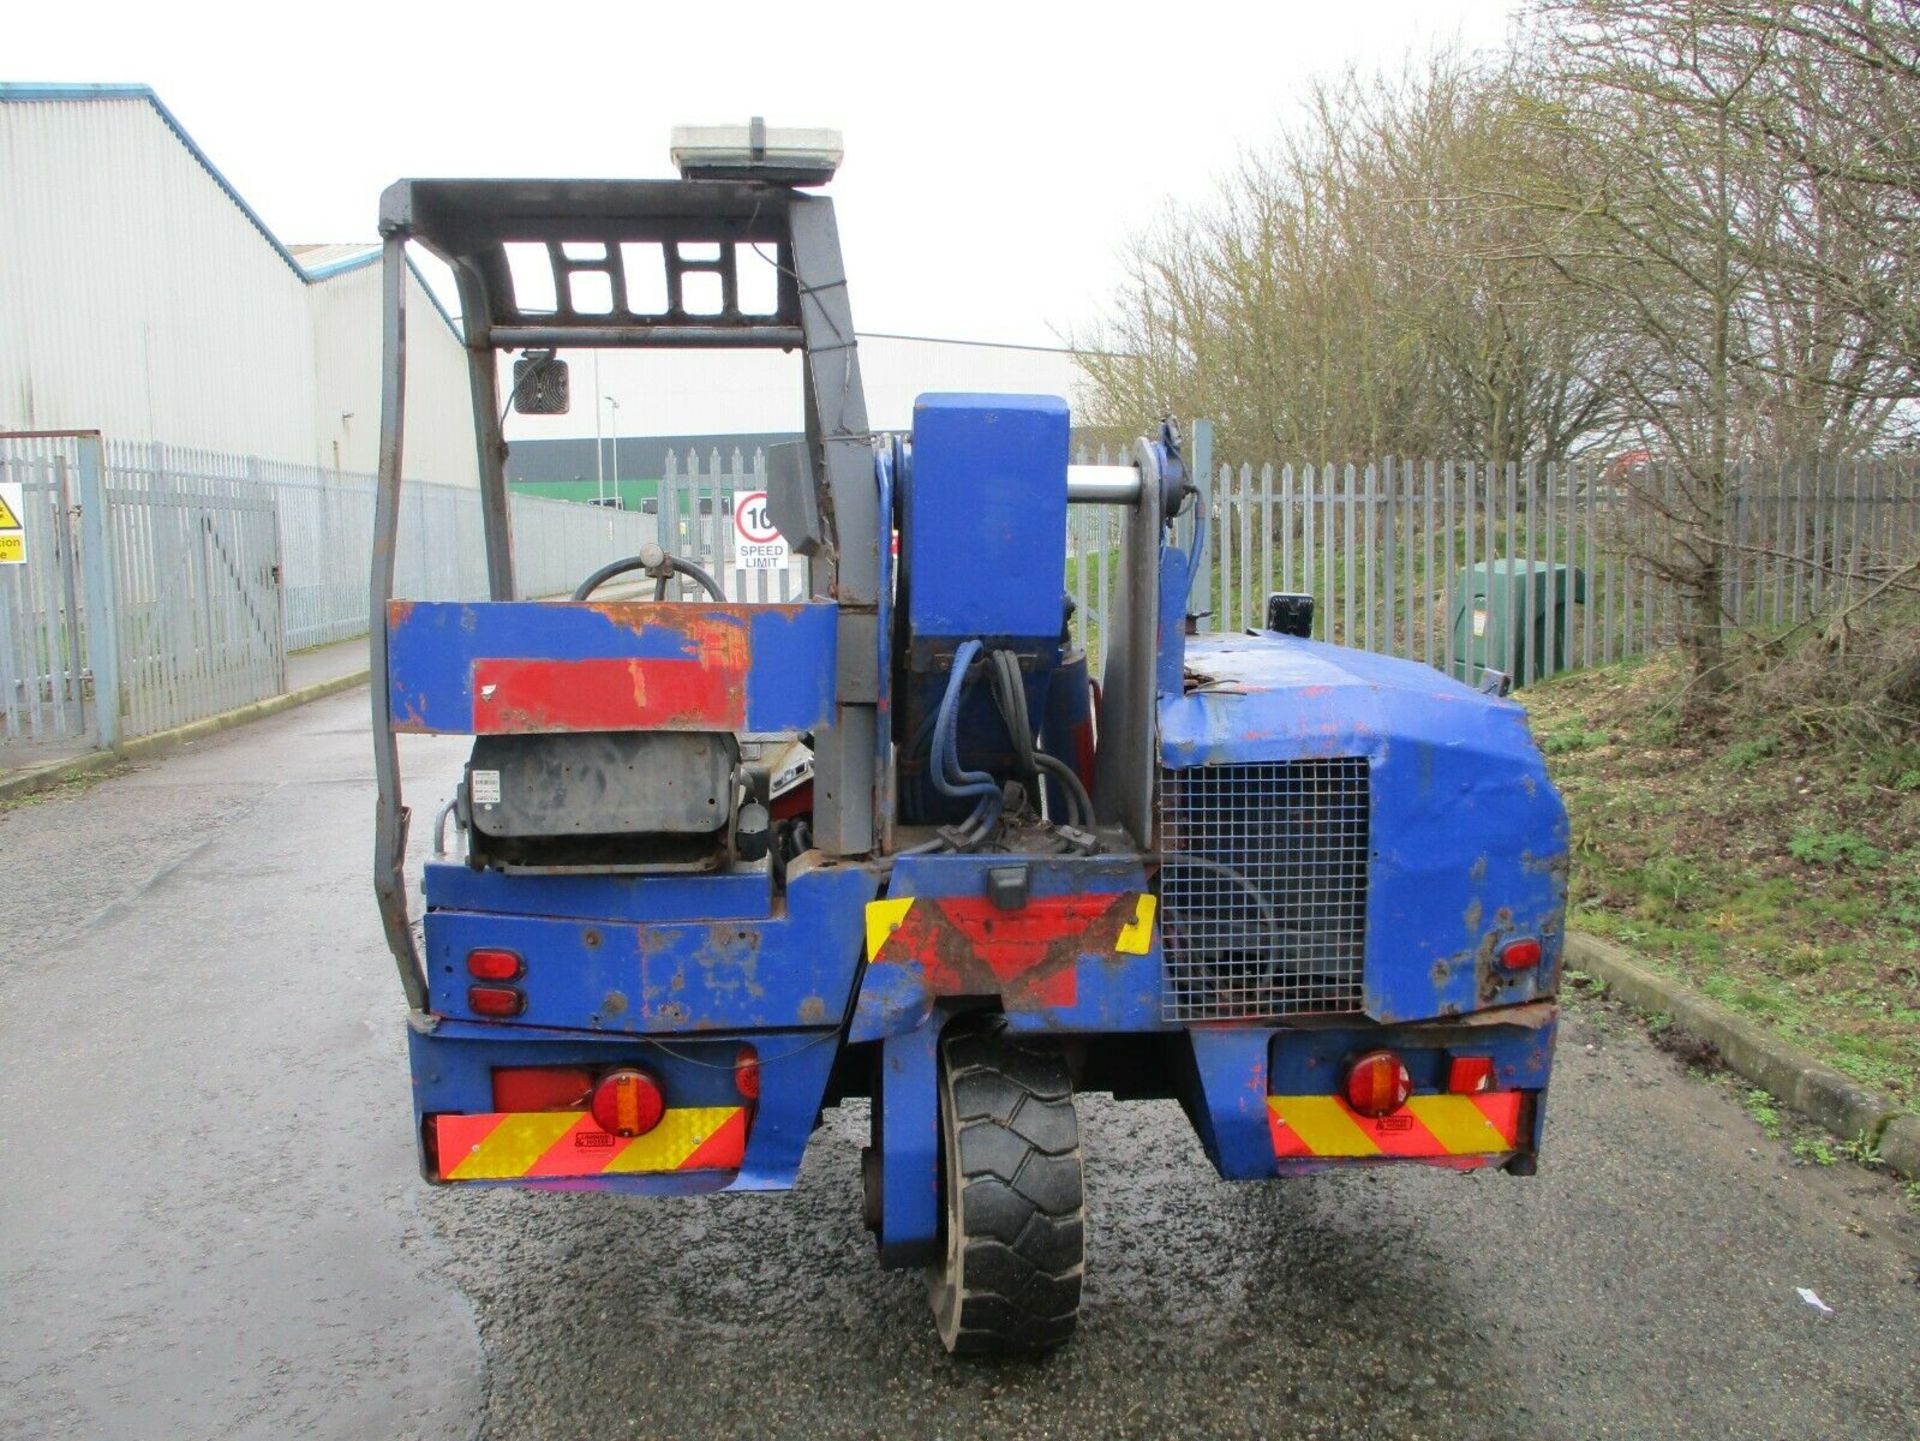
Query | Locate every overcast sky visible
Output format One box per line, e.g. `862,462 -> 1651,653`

11,0 -> 1519,350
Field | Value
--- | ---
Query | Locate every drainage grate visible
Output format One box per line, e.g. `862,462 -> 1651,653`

1156,758 -> 1371,1021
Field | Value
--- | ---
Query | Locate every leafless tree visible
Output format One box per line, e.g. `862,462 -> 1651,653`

1511,0 -> 1919,701
1075,54 -> 1624,467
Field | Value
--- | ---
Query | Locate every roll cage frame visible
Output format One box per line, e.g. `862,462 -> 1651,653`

369,178 -> 880,1011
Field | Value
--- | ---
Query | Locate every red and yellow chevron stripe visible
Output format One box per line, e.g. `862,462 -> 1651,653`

1267,1092 -> 1523,1161
434,1106 -> 747,1182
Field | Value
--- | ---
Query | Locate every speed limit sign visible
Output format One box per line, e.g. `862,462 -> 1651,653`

733,490 -> 788,570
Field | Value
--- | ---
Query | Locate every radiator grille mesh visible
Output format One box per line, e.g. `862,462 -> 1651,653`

1157,758 -> 1371,1021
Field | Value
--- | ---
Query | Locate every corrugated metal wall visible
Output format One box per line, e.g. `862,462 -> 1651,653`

307,260 -> 477,485
0,95 -> 477,486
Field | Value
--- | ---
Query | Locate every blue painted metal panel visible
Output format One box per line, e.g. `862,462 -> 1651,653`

1184,1028 -> 1273,1181
904,394 -> 1069,641
386,599 -> 837,734
424,860 -> 772,923
876,1021 -> 943,1266
424,860 -> 876,1033
1156,543 -> 1190,699
1159,632 -> 1569,1026
874,442 -> 900,849
408,1021 -> 838,1193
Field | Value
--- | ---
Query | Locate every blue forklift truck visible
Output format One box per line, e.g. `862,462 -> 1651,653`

370,126 -> 1569,1355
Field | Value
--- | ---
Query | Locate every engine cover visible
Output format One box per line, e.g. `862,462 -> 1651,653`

465,731 -> 738,873
1155,633 -> 1569,1025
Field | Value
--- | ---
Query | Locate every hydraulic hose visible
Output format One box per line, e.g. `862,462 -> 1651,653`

1034,751 -> 1094,830
903,639 -> 1005,855
932,640 -> 1000,804
987,645 -> 1093,830
1185,479 -> 1208,610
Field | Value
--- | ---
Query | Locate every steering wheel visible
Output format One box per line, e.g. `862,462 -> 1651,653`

571,542 -> 727,602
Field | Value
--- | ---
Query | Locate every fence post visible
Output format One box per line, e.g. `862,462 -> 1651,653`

74,433 -> 121,750
1189,419 -> 1213,576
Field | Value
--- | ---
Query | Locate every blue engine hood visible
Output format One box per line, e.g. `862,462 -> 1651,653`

1157,633 -> 1569,1024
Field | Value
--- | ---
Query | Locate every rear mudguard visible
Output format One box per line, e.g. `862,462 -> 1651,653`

409,1020 -> 838,1194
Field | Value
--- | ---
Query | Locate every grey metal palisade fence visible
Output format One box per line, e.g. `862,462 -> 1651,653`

1068,435 -> 1919,686
6,425 -> 1915,754
0,433 -> 660,749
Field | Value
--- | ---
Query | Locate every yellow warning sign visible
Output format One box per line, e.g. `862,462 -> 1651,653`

0,481 -> 24,566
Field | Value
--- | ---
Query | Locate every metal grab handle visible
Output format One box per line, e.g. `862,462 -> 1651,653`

1066,465 -> 1141,504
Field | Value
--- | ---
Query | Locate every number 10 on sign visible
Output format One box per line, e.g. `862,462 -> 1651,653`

733,490 -> 788,572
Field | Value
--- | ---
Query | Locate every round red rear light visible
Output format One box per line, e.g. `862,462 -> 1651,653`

590,1069 -> 664,1137
1345,1050 -> 1413,1118
734,1046 -> 761,1101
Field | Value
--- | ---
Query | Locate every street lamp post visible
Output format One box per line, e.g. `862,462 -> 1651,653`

605,395 -> 621,507
593,353 -> 605,503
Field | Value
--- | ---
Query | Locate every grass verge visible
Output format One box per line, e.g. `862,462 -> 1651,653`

1525,651 -> 1920,1112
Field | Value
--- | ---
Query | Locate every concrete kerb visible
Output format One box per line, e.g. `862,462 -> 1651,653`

1565,932 -> 1915,1178
1879,1114 -> 1920,1182
0,669 -> 371,805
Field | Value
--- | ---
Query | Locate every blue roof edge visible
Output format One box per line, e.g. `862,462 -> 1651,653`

298,249 -> 381,281
0,82 -> 461,339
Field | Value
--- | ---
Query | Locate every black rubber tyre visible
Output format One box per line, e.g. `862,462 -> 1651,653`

928,1022 -> 1085,1356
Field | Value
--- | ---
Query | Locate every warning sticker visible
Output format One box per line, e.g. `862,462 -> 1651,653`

1471,608 -> 1488,639
0,481 -> 25,566
471,769 -> 502,806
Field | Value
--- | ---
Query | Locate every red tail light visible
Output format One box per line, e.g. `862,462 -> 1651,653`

734,1046 -> 761,1101
492,1066 -> 594,1112
1500,937 -> 1543,970
467,948 -> 524,981
1448,1055 -> 1497,1094
467,984 -> 525,1018
591,1069 -> 665,1137
1345,1050 -> 1413,1118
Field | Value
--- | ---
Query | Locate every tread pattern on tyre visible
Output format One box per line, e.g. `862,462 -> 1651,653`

934,1025 -> 1085,1356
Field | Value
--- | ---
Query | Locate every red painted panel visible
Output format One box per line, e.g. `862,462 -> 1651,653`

471,657 -> 746,733
678,1108 -> 751,1170
1269,1106 -> 1311,1159
926,895 -> 1129,1007
1469,1089 -> 1525,1138
875,892 -> 1143,1010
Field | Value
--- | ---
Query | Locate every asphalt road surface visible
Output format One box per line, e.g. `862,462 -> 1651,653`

3,689 -> 1916,1441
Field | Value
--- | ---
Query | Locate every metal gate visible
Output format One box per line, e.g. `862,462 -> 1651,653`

105,448 -> 286,738
0,435 -> 91,742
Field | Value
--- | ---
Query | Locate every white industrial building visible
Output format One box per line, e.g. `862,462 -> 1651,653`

0,83 -> 1092,485
0,84 -> 478,485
